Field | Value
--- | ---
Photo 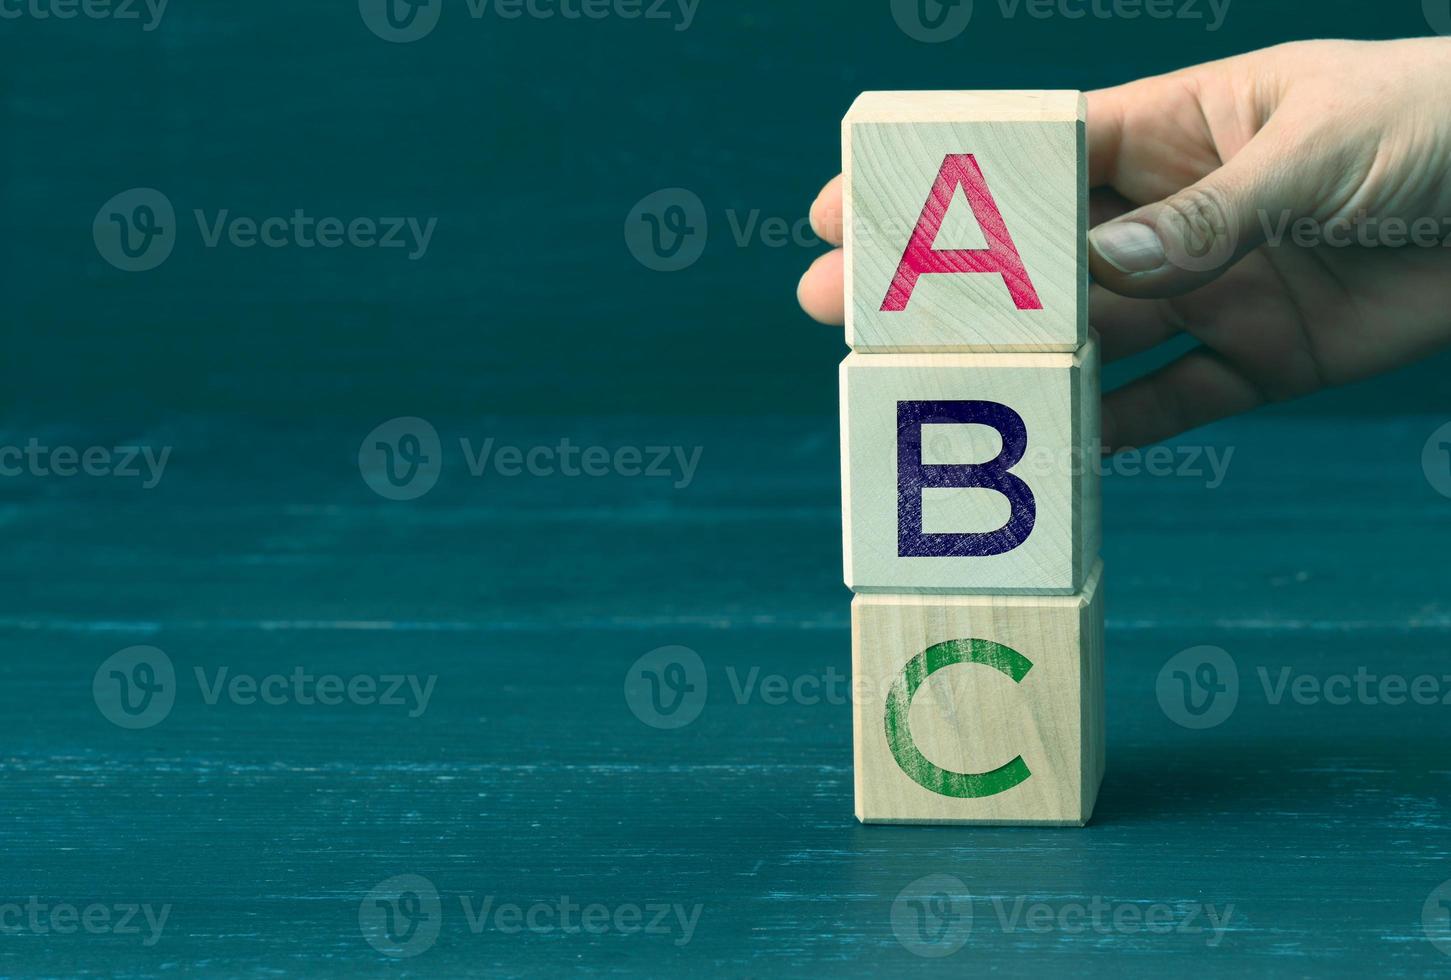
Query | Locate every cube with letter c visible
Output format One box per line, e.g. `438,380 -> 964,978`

843,91 -> 1086,352
852,561 -> 1105,825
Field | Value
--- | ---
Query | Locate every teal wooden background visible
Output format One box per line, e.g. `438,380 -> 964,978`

1,0 -> 1448,420
4,415 -> 1451,975
4,0 -> 1451,975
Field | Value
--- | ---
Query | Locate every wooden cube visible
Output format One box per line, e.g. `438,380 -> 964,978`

853,561 -> 1104,826
840,341 -> 1099,595
843,91 -> 1086,353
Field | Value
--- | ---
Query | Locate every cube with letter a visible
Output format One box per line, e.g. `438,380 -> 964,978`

843,91 -> 1086,353
840,342 -> 1099,595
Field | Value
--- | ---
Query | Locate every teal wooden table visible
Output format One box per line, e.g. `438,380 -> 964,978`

2,412 -> 1449,976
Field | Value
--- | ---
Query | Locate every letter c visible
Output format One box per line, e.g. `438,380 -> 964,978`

884,638 -> 1033,798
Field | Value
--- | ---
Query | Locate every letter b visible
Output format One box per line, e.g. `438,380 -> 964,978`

842,349 -> 1095,594
897,400 -> 1036,557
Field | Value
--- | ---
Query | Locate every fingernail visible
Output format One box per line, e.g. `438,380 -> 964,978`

1090,221 -> 1166,274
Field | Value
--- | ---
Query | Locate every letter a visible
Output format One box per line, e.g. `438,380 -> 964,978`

880,153 -> 1043,312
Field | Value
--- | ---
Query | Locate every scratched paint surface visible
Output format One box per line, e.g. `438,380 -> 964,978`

1,415 -> 1450,976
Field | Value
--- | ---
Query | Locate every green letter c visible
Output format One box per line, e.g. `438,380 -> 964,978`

884,638 -> 1033,799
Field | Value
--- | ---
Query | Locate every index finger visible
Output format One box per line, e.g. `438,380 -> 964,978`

809,174 -> 844,246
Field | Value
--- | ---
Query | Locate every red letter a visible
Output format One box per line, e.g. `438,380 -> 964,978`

880,154 -> 1043,312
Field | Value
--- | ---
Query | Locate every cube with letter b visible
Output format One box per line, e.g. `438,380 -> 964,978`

840,342 -> 1099,594
843,90 -> 1086,353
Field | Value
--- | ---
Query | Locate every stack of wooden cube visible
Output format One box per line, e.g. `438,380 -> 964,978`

841,91 -> 1104,826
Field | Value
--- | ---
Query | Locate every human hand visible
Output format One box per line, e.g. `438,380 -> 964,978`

799,38 -> 1451,450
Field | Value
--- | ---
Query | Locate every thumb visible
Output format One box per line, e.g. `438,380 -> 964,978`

1088,132 -> 1300,298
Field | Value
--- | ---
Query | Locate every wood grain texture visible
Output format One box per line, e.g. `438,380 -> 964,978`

841,341 -> 1100,594
843,91 -> 1087,353
5,417 -> 1451,975
853,561 -> 1104,826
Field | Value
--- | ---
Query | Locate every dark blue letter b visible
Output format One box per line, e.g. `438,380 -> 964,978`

897,400 -> 1037,558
